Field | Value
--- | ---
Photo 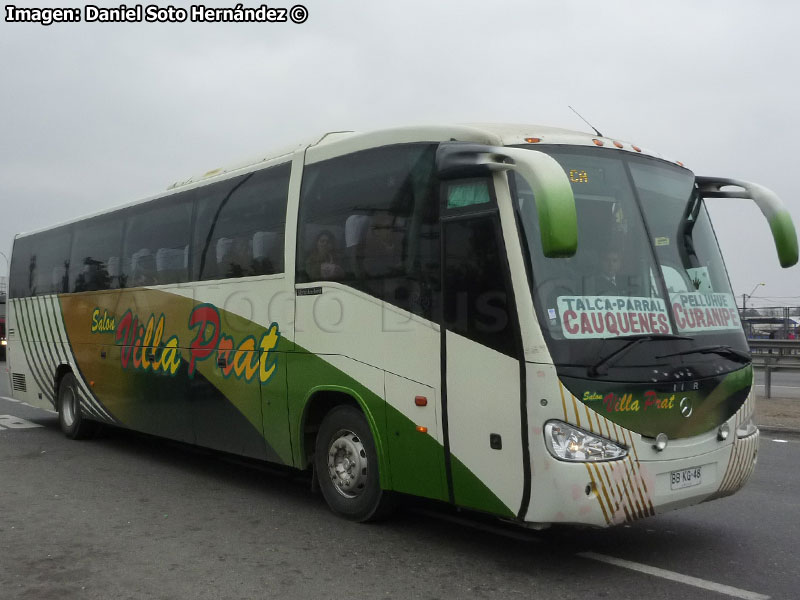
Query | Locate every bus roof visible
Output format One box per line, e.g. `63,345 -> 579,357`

169,123 -> 669,188
16,123 -> 672,239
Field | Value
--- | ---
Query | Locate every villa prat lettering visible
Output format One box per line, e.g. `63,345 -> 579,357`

599,391 -> 679,414
100,304 -> 280,383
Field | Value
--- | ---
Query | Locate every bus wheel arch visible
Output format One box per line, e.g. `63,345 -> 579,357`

301,390 -> 361,468
56,371 -> 97,440
53,364 -> 73,409
312,403 -> 394,522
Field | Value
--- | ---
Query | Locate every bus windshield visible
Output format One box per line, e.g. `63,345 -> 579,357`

512,146 -> 748,379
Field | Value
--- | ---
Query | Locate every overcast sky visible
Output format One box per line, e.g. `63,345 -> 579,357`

1,0 -> 797,307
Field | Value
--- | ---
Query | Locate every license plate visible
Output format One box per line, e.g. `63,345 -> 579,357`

670,466 -> 702,490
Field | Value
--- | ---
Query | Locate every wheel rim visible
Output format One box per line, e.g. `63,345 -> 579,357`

326,429 -> 368,499
61,387 -> 77,428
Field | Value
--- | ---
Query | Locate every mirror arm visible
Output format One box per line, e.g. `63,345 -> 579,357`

437,142 -> 577,257
435,143 -> 517,180
696,176 -> 798,268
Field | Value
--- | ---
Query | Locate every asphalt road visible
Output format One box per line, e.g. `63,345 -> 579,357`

1,365 -> 799,600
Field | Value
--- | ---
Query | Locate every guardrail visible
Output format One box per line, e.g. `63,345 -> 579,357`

748,339 -> 800,398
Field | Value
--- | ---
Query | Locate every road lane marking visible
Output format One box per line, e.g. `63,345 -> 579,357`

0,415 -> 43,430
771,439 -> 788,443
578,552 -> 769,600
0,396 -> 56,414
753,385 -> 800,389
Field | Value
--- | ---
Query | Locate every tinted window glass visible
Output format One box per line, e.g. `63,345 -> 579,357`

297,144 -> 440,320
193,163 -> 290,281
443,215 -> 517,357
11,227 -> 74,297
33,227 -> 72,295
122,194 -> 193,287
9,236 -> 35,298
70,216 -> 123,292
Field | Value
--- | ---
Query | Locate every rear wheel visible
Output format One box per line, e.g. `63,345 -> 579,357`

314,405 -> 393,522
58,373 -> 97,439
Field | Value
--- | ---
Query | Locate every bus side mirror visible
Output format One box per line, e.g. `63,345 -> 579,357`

436,143 -> 577,257
696,176 -> 798,268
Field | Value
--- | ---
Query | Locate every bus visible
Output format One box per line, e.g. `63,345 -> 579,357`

6,124 -> 797,526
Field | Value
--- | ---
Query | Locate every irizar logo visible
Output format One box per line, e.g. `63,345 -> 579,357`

679,397 -> 693,418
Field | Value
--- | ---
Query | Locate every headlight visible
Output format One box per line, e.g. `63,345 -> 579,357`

544,420 -> 628,462
736,416 -> 758,438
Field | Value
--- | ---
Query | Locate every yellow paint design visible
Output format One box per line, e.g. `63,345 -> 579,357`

585,464 -> 610,525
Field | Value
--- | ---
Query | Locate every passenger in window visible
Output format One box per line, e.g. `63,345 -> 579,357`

252,231 -> 279,275
363,214 -> 403,278
131,252 -> 156,287
251,255 -> 275,276
220,237 -> 252,278
305,230 -> 344,281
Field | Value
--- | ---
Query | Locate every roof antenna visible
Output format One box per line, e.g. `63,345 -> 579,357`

568,105 -> 604,138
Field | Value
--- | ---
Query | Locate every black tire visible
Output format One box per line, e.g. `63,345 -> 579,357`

314,405 -> 393,522
57,373 -> 97,440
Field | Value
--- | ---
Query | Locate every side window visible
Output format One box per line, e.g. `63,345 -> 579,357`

297,144 -> 440,320
70,216 -> 123,292
9,229 -> 73,297
122,194 -> 193,287
33,227 -> 72,295
443,215 -> 518,357
193,163 -> 290,281
9,236 -> 35,298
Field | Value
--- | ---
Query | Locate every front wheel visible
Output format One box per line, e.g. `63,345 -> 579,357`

58,373 -> 97,439
314,405 -> 393,522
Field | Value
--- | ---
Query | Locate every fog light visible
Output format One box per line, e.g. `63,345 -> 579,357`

717,423 -> 730,441
654,433 -> 668,452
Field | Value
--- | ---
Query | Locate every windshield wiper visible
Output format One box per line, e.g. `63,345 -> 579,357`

589,334 -> 693,377
656,344 -> 751,363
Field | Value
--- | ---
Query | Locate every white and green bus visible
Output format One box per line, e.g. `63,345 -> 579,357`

6,124 -> 797,526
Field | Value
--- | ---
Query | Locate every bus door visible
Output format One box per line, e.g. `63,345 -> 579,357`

441,179 -> 527,518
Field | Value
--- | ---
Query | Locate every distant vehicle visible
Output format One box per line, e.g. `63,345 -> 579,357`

5,124 -> 798,526
0,315 -> 6,361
